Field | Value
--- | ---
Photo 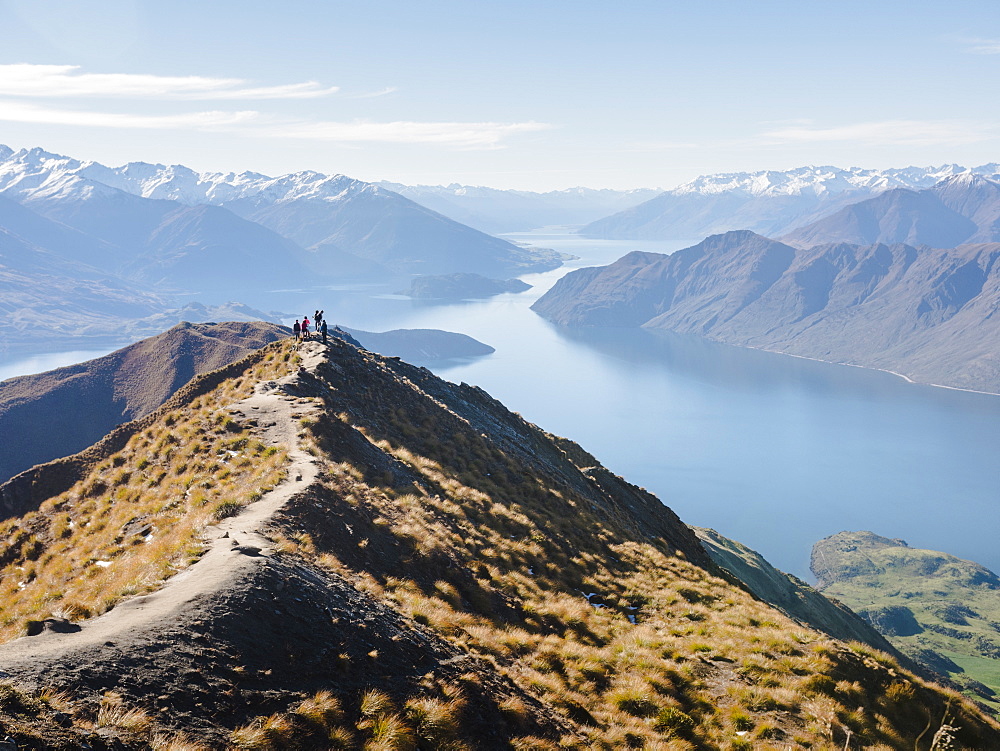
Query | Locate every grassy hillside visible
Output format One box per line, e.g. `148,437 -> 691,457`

0,339 -> 996,749
813,531 -> 1000,710
694,528 -> 900,654
0,342 -> 296,641
0,321 -> 289,486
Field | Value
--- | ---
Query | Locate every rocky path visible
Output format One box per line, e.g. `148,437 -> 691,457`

0,342 -> 327,671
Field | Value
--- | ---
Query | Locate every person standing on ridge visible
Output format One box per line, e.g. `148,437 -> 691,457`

293,319 -> 301,341
321,319 -> 328,344
302,315 -> 311,340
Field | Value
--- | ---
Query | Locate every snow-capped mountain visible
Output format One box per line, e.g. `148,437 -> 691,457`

0,146 -> 565,279
581,164 -> 1000,242
781,172 -> 1000,248
669,164 -> 999,197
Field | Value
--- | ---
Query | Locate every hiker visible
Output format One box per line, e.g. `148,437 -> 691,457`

293,319 -> 301,340
302,316 -> 311,340
321,319 -> 328,343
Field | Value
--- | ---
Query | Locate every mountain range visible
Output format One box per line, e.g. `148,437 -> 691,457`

0,145 -> 564,282
782,172 -> 1000,248
581,164 -> 1000,243
531,229 -> 1000,393
0,331 -> 996,748
0,145 -> 566,354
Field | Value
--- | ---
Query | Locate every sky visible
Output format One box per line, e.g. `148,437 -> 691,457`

0,0 -> 998,191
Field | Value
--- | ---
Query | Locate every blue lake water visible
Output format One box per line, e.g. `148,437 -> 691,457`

2,227 -> 998,580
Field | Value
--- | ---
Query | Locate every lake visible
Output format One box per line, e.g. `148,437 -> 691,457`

3,227 -> 998,579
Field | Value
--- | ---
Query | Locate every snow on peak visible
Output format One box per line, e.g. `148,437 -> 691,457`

669,164 -> 991,198
0,146 -> 373,209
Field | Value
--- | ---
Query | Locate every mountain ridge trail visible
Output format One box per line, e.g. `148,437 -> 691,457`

0,341 -> 327,672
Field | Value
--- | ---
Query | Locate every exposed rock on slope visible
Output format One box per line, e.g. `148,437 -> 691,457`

532,230 -> 1000,392
812,531 -> 1000,706
0,336 -> 997,747
0,321 -> 287,486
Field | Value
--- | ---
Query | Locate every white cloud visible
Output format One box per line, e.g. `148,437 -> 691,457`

0,63 -> 338,99
347,87 -> 399,100
960,37 -> 1000,54
261,119 -> 554,148
0,100 -> 259,129
0,99 -> 551,148
758,119 -> 996,147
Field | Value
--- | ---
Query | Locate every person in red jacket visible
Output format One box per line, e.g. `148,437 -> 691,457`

302,316 -> 311,340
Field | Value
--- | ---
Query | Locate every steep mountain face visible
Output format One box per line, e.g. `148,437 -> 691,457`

0,192 -> 119,270
783,174 -> 1000,249
378,182 -> 660,234
0,336 -> 996,748
0,147 -> 565,280
0,321 -> 288,486
532,230 -> 1000,392
781,188 -> 978,248
813,531 -> 1000,707
580,164 -> 1000,242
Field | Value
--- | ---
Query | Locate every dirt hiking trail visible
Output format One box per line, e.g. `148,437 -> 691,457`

0,341 -> 327,671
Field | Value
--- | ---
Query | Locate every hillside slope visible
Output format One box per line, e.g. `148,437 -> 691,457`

532,230 -> 1000,393
0,321 -> 288,487
813,531 -> 1000,708
0,336 -> 995,748
695,528 -> 899,654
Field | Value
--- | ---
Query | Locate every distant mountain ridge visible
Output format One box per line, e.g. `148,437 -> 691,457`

531,230 -> 1000,392
581,163 -> 1000,242
783,173 -> 1000,248
378,181 -> 660,234
0,146 -> 565,279
0,145 -> 566,354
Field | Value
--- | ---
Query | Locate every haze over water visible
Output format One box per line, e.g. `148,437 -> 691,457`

3,228 -> 997,580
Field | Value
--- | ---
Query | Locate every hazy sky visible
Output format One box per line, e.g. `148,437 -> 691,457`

0,0 -> 998,190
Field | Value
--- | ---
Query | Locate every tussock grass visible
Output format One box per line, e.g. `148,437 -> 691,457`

0,342 -> 296,641
278,352 -> 1000,750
